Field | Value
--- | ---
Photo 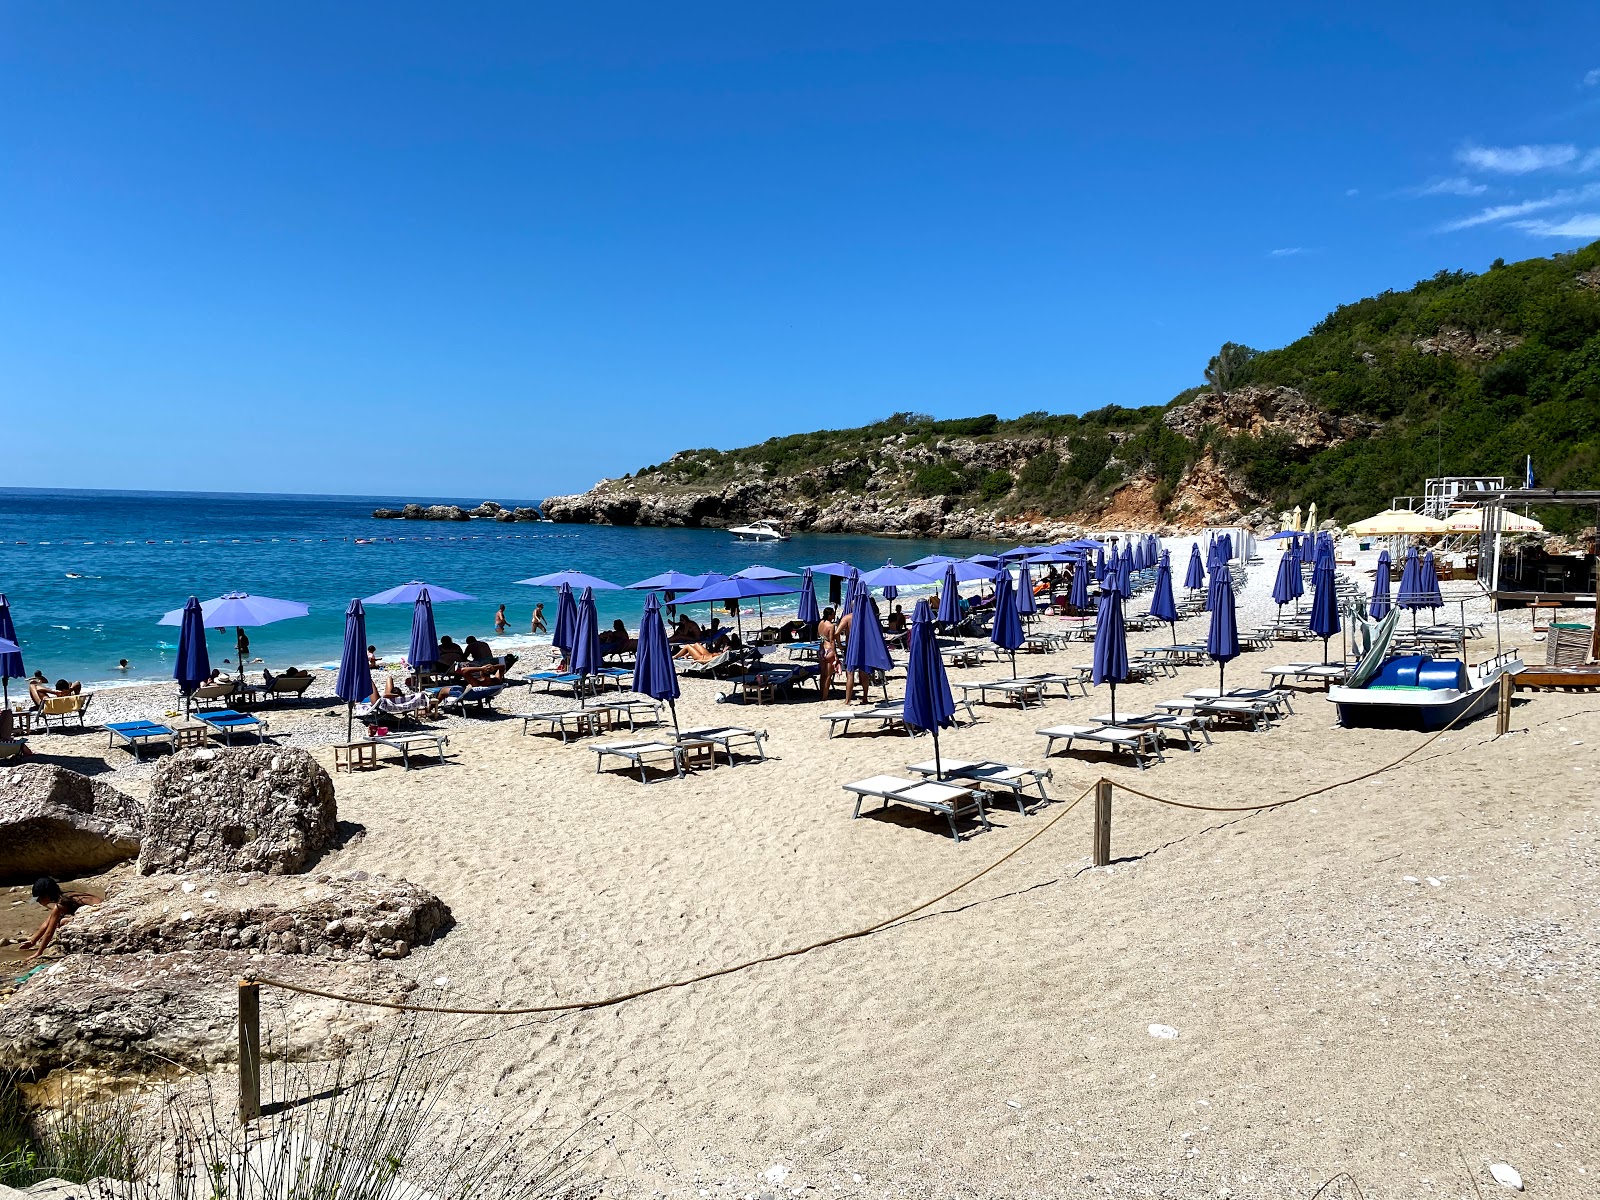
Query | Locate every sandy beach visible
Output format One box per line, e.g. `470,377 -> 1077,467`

9,556 -> 1598,1199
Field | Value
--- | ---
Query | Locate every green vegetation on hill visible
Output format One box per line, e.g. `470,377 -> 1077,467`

623,244 -> 1600,529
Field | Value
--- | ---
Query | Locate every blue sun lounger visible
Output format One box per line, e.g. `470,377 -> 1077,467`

195,709 -> 271,745
105,720 -> 175,760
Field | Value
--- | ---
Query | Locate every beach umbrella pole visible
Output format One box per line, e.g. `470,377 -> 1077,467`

1109,681 -> 1117,725
932,726 -> 942,782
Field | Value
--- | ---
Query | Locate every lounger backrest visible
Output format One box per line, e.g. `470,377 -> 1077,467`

42,695 -> 86,716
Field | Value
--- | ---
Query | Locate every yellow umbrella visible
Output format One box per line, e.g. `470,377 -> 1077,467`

1307,502 -> 1318,530
1443,507 -> 1544,533
1345,509 -> 1448,536
1291,504 -> 1303,532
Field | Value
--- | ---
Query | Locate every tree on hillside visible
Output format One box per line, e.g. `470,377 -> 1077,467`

1205,342 -> 1258,396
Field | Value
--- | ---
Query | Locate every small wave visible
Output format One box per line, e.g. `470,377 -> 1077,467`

49,624 -> 70,630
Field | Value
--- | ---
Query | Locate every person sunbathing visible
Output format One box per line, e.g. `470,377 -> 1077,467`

20,877 -> 101,963
674,641 -> 721,662
372,675 -> 445,716
463,636 -> 495,665
30,678 -> 82,706
436,636 -> 466,667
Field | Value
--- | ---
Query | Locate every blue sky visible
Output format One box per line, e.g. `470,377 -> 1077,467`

4,2 -> 1599,501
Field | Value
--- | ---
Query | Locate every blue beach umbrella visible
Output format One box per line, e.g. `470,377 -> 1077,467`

363,580 -> 477,605
861,563 -> 938,590
1185,543 -> 1205,592
1271,549 -> 1297,623
966,553 -> 1003,568
1069,556 -> 1090,612
734,565 -> 801,581
907,554 -> 960,569
173,596 -> 211,712
1096,545 -> 1107,582
0,594 -> 24,706
569,587 -> 604,701
159,591 -> 310,679
1120,542 -> 1134,585
1420,551 -> 1443,613
1149,549 -> 1178,643
904,599 -> 957,780
796,568 -> 821,626
1309,555 -> 1341,664
989,568 -> 1025,678
1370,551 -> 1392,619
1016,560 -> 1038,618
335,599 -> 375,740
1092,585 -> 1131,723
627,570 -> 713,592
1208,566 -> 1241,693
937,564 -> 962,626
551,582 -> 577,656
633,592 -> 681,736
1114,552 -> 1134,600
674,576 -> 797,646
842,586 -> 894,688
943,559 -> 1001,583
408,589 -> 440,680
515,570 -> 622,590
1396,545 -> 1426,633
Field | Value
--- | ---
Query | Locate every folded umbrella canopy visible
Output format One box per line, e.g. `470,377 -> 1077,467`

796,567 -> 821,626
903,598 -> 957,780
989,568 -> 1025,678
0,593 -> 24,706
632,592 -> 681,736
172,597 -> 211,710
569,587 -> 603,702
1309,555 -> 1341,664
1149,549 -> 1178,643
1395,545 -> 1427,634
335,599 -> 375,740
1207,566 -> 1241,693
1095,546 -> 1108,582
550,582 -> 578,657
1069,555 -> 1090,611
937,563 -> 962,625
1271,549 -> 1298,622
1118,544 -> 1135,595
1016,560 -> 1038,618
158,591 -> 309,680
408,589 -> 440,681
362,580 -> 477,605
1185,542 -> 1205,592
1092,582 -> 1131,724
842,584 -> 894,685
1370,550 -> 1393,619
1420,551 -> 1443,613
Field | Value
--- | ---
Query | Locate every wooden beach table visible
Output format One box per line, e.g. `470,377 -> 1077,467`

333,740 -> 381,773
842,774 -> 991,843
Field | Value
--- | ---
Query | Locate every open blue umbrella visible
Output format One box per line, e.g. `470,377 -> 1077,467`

633,592 -> 681,736
627,570 -> 714,592
1309,555 -> 1341,664
1149,549 -> 1178,643
674,576 -> 797,647
408,589 -> 440,681
551,582 -> 577,656
1092,584 -> 1131,723
515,570 -> 622,590
904,598 -> 956,780
335,599 -> 375,740
990,567 -> 1025,678
363,580 -> 477,605
805,561 -> 858,578
734,565 -> 801,580
907,554 -> 960,569
173,596 -> 211,712
796,567 -> 821,626
1016,560 -> 1038,618
941,559 -> 1001,583
0,594 -> 24,707
1069,556 -> 1090,612
1208,565 -> 1241,693
1370,551 -> 1393,619
937,563 -> 962,625
159,591 -> 309,679
966,553 -> 1002,567
861,563 -> 937,589
1185,543 -> 1205,592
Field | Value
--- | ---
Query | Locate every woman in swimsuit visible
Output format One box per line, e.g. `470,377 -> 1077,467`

21,877 -> 102,962
816,606 -> 839,700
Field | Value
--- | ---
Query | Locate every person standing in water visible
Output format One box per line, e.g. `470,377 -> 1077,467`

531,602 -> 547,634
494,604 -> 508,633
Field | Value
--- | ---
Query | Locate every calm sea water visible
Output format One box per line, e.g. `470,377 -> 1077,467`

0,489 -> 1005,687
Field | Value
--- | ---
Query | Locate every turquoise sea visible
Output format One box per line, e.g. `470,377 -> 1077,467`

0,489 -> 1005,688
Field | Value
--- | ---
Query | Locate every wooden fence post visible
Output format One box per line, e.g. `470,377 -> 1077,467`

1092,779 -> 1113,867
238,979 -> 261,1124
1495,670 -> 1515,736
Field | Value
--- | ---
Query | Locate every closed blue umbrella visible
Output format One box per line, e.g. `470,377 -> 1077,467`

1396,545 -> 1426,633
632,592 -> 681,736
903,598 -> 957,780
1271,549 -> 1297,623
1092,585 -> 1131,723
1120,543 -> 1134,587
569,587 -> 604,695
1069,555 -> 1090,612
1370,550 -> 1392,619
0,594 -> 24,707
173,596 -> 211,713
989,568 -> 1025,678
550,582 -> 577,656
1185,542 -> 1205,592
1096,545 -> 1107,582
1207,566 -> 1241,693
1149,549 -> 1178,642
335,599 -> 375,740
1017,561 -> 1038,618
1309,555 -> 1341,664
408,589 -> 440,681
1420,551 -> 1443,613
843,586 -> 894,686
937,563 -> 962,626
797,567 -> 821,626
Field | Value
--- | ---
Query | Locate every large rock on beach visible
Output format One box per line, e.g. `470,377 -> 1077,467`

60,870 -> 451,960
140,747 -> 336,877
0,949 -> 417,1071
0,765 -> 142,882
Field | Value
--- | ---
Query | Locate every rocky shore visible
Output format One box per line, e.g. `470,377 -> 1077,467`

372,500 -> 541,522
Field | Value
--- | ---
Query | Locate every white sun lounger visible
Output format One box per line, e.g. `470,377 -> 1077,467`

1088,711 -> 1211,752
904,759 -> 1052,813
521,709 -> 608,742
592,739 -> 686,783
821,703 -> 907,737
842,774 -> 991,842
1264,664 -> 1348,689
1037,724 -> 1165,769
679,725 -> 769,765
1155,698 -> 1274,731
1183,687 -> 1295,716
957,678 -> 1049,709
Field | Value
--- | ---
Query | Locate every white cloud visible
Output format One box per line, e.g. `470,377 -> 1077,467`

1582,148 -> 1600,172
1438,185 -> 1600,231
1513,212 -> 1600,238
1345,187 -> 1359,196
1585,67 -> 1600,87
1269,247 -> 1304,256
1413,177 -> 1488,197
1457,143 -> 1578,174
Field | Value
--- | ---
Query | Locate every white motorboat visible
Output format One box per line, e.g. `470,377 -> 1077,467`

728,520 -> 789,542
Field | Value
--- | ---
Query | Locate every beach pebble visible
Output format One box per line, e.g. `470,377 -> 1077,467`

1489,1162 -> 1523,1190
1148,1024 -> 1180,1040
181,882 -> 196,893
1426,877 -> 1442,887
1403,876 -> 1419,883
762,1165 -> 787,1185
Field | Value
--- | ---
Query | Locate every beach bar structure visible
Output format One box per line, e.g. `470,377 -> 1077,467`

1473,485 -> 1599,627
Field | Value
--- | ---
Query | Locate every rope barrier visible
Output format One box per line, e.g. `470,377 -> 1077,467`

247,781 -> 1099,1016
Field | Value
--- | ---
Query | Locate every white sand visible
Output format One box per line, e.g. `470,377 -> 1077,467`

17,554 -> 1600,1198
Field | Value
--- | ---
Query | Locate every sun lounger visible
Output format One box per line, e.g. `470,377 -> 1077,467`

1183,687 -> 1294,717
842,774 -> 990,842
1264,663 -> 1349,689
193,709 -> 270,745
1088,711 -> 1211,751
1036,723 -> 1164,769
438,684 -> 504,716
372,732 -> 451,769
106,720 -> 176,760
957,678 -> 1049,709
590,698 -> 665,731
677,649 -> 739,677
723,664 -> 817,704
592,739 -> 688,783
0,741 -> 26,762
679,725 -> 768,765
263,675 -> 316,701
188,681 -> 247,711
521,708 -> 608,742
904,758 -> 1052,814
821,703 -> 908,737
33,693 -> 94,731
525,671 -> 594,697
1155,698 -> 1274,731
1021,669 -> 1091,697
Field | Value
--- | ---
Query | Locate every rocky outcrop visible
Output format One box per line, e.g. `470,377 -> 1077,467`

0,950 -> 416,1071
140,747 -> 337,877
1162,385 -> 1374,449
0,765 -> 142,882
373,501 -> 540,521
1412,326 -> 1523,361
60,870 -> 451,961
